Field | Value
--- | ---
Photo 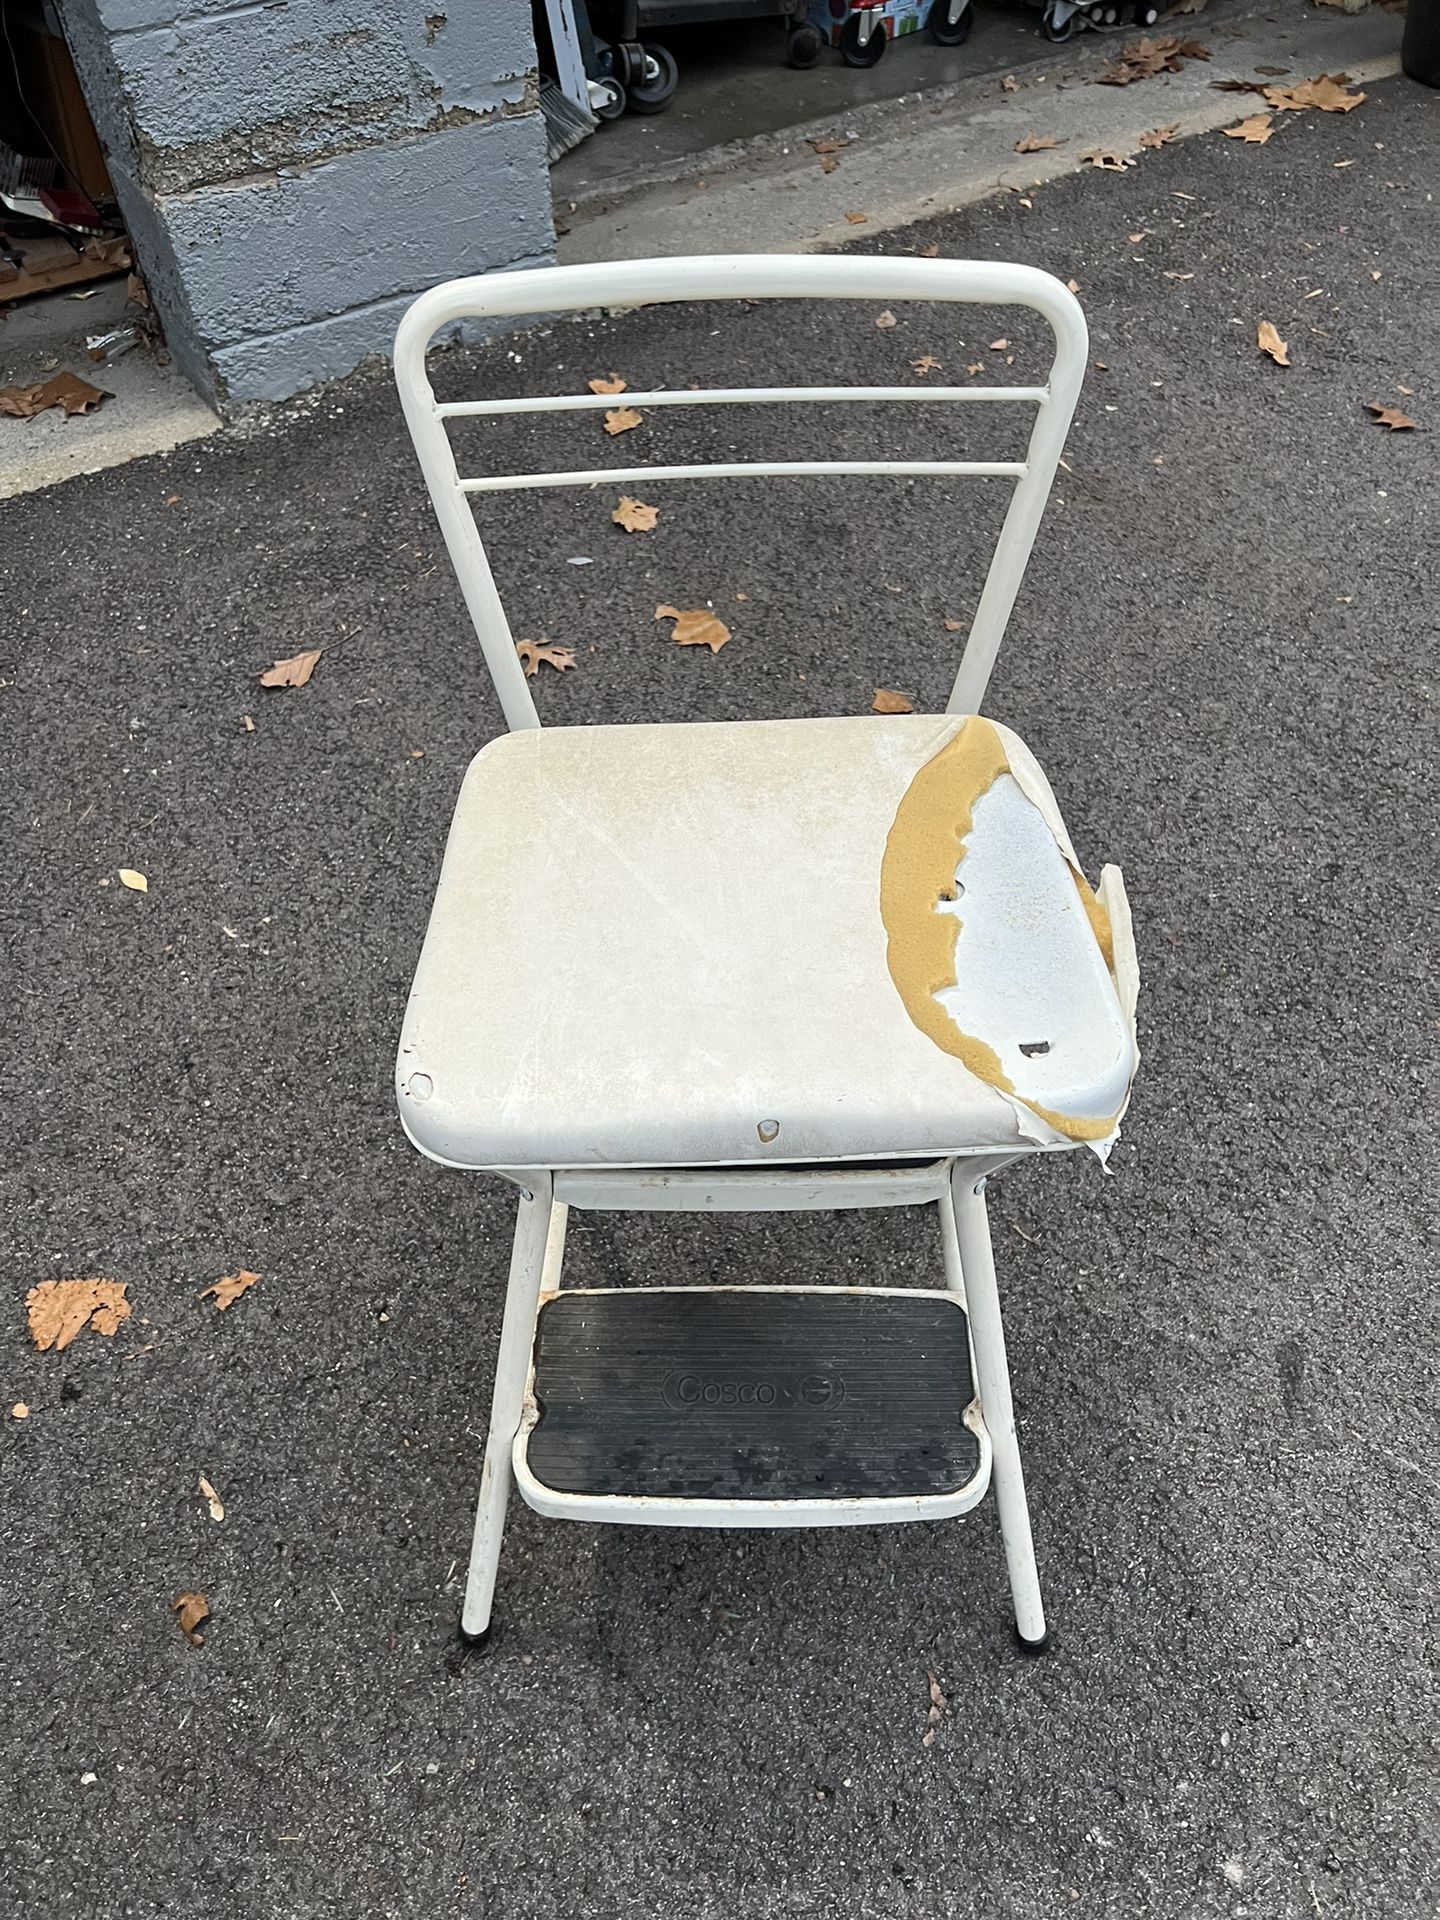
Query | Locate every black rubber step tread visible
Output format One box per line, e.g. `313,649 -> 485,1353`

525,1288 -> 980,1501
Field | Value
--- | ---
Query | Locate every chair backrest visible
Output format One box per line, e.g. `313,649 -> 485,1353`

393,255 -> 1087,733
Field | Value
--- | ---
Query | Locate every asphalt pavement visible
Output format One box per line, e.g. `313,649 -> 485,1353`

2,76 -> 1436,1920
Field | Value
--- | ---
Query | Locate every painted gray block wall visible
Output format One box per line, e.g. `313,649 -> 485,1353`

56,0 -> 554,406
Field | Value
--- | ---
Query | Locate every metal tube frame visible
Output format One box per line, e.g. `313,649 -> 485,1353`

402,257 -> 1082,1647
394,254 -> 1088,733
459,1148 -> 1048,1648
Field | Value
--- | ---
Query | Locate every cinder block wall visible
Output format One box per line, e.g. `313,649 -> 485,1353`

58,0 -> 555,406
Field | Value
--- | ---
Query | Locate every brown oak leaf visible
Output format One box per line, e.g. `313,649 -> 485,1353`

603,406 -> 643,435
1257,321 -> 1290,367
1139,124 -> 1179,149
1015,134 -> 1063,153
1264,73 -> 1365,113
514,640 -> 577,676
587,374 -> 627,394
872,689 -> 914,713
1223,113 -> 1274,144
26,1278 -> 132,1352
1364,403 -> 1415,431
911,356 -> 942,375
198,1269 -> 260,1312
612,494 -> 658,532
173,1592 -> 210,1646
259,649 -> 322,689
655,605 -> 731,653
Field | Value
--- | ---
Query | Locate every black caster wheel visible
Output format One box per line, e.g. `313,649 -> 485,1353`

1015,1625 -> 1051,1656
928,0 -> 974,45
627,42 -> 679,112
786,22 -> 824,66
603,39 -> 642,88
1040,7 -> 1078,41
592,76 -> 627,122
839,11 -> 887,65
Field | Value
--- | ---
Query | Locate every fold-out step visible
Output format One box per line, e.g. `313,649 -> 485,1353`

515,1287 -> 989,1526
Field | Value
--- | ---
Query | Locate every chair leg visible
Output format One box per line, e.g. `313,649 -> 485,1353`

460,1174 -> 557,1645
950,1165 -> 1049,1651
937,1181 -> 966,1303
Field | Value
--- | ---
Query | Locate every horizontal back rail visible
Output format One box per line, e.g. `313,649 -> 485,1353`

394,255 -> 1087,733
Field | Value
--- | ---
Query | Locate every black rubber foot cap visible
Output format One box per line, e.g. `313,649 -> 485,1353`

458,1620 -> 495,1653
1015,1626 -> 1051,1656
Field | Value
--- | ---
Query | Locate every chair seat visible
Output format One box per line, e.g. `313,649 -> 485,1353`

396,714 -> 1138,1170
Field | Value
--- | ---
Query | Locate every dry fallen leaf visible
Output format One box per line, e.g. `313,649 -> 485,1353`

198,1269 -> 259,1313
819,153 -> 838,173
242,714 -> 255,733
198,1476 -> 225,1523
1364,403 -> 1415,430
943,617 -> 965,632
1257,321 -> 1290,367
515,639 -> 577,676
1265,73 -> 1365,113
988,338 -> 1010,352
603,406 -> 643,436
173,1592 -> 210,1646
874,310 -> 898,329
1163,270 -> 1195,280
1066,279 -> 1080,294
587,374 -> 627,394
26,1278 -> 132,1353
1001,72 -> 1018,91
1210,77 -> 1270,94
1083,149 -> 1131,172
965,361 -> 984,376
1223,112 -> 1274,144
911,355 -> 942,374
259,649 -> 323,689
1140,124 -> 1179,149
872,689 -> 914,713
1095,34 -> 1210,86
655,605 -> 731,653
811,136 -> 846,154
118,868 -> 147,893
844,211 -> 868,225
0,370 -> 110,419
919,243 -> 941,258
11,1403 -> 28,1420
1015,134 -> 1063,153
612,494 -> 658,533
1128,231 -> 1147,244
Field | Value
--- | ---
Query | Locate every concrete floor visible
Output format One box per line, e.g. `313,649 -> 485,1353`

552,3 -> 1054,195
557,5 -> 1404,261
0,276 -> 217,499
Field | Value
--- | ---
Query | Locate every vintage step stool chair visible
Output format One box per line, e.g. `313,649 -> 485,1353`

393,256 -> 1139,1652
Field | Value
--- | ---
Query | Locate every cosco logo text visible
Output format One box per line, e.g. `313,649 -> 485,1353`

661,1372 -> 844,1411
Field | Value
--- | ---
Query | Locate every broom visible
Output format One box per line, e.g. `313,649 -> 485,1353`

540,76 -> 597,163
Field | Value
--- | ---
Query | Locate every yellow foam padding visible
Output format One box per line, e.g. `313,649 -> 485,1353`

879,717 -> 1120,1142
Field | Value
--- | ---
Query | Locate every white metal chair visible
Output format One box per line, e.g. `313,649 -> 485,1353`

393,255 -> 1139,1653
